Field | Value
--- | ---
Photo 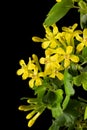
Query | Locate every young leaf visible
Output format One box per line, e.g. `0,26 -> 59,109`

84,106 -> 87,120
64,69 -> 75,96
73,72 -> 87,91
48,114 -> 66,130
73,75 -> 81,86
43,0 -> 73,26
51,103 -> 63,118
82,46 -> 87,59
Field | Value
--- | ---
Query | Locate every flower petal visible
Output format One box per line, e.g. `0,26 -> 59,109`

35,78 -> 42,86
70,55 -> 79,62
66,46 -> 73,54
76,43 -> 84,52
29,79 -> 35,88
52,24 -> 58,35
16,68 -> 24,75
55,47 -> 65,54
41,41 -> 50,49
39,57 -> 45,64
22,71 -> 28,80
64,59 -> 70,68
32,36 -> 43,42
56,72 -> 64,80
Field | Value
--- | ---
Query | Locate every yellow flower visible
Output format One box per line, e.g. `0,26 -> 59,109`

40,54 -> 59,73
29,67 -> 44,88
61,23 -> 82,46
62,23 -> 78,33
16,59 -> 29,80
49,65 -> 64,80
32,24 -> 60,49
40,53 -> 64,80
76,28 -> 87,52
55,46 -> 79,68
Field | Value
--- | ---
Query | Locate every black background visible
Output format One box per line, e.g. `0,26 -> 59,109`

15,0 -> 86,130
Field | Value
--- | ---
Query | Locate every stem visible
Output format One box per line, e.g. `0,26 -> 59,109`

78,96 -> 87,103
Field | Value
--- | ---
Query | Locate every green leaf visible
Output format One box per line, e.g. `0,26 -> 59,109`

73,75 -> 81,86
82,46 -> 87,59
73,72 -> 87,91
84,106 -> 87,120
64,69 -> 75,95
34,84 -> 47,99
55,89 -> 63,103
42,91 -> 57,106
48,114 -> 66,130
43,0 -> 73,26
49,112 -> 75,130
52,103 -> 63,118
79,72 -> 87,91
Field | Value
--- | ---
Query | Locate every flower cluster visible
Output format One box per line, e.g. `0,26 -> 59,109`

17,23 -> 87,88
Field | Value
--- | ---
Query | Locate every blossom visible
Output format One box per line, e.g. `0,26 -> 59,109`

28,67 -> 44,88
32,24 -> 60,49
40,53 -> 64,80
16,59 -> 29,80
49,65 -> 64,80
60,23 -> 82,46
76,28 -> 87,52
55,46 -> 79,68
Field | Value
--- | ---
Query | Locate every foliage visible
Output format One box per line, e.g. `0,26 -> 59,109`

16,0 -> 87,129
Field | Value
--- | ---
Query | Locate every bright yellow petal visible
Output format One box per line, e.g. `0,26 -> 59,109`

50,54 -> 58,61
29,79 -> 35,88
35,78 -> 42,86
39,57 -> 45,64
66,46 -> 73,54
56,0 -> 62,2
56,72 -> 64,80
50,40 -> 57,48
19,59 -> 26,66
65,33 -> 71,45
32,54 -> 38,62
55,47 -> 65,54
76,34 -> 82,42
70,55 -> 79,62
32,36 -> 43,42
41,41 -> 50,49
64,59 -> 70,68
49,73 -> 55,78
71,23 -> 78,31
83,28 -> 87,39
62,23 -> 78,33
16,68 -> 24,75
76,43 -> 84,52
52,24 -> 58,35
28,63 -> 36,70
39,72 -> 44,77
45,26 -> 53,37
22,72 -> 28,80
45,48 -> 55,56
